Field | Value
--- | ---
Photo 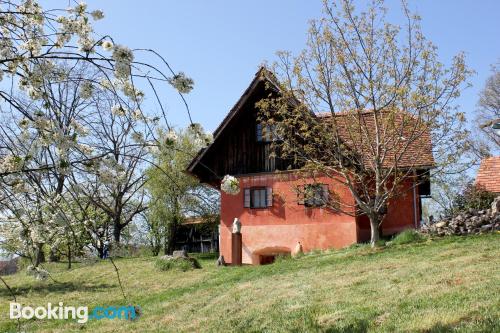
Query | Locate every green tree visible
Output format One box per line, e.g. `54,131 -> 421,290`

146,126 -> 218,255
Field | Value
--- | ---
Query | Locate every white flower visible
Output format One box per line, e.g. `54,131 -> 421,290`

114,61 -> 131,79
0,154 -> 23,174
21,39 -> 43,56
18,118 -> 30,129
111,104 -> 126,116
99,77 -> 113,90
204,133 -> 213,146
165,130 -> 178,146
120,80 -> 144,101
221,175 -> 240,195
71,120 -> 89,136
79,81 -> 93,99
132,109 -> 144,121
31,225 -> 46,244
91,10 -> 104,20
98,168 -> 114,184
27,86 -> 42,100
73,2 -> 87,15
12,181 -> 27,194
112,45 -> 134,63
78,143 -> 94,155
131,132 -> 144,143
78,37 -> 95,53
101,40 -> 113,51
112,45 -> 134,79
167,72 -> 194,94
148,145 -> 160,154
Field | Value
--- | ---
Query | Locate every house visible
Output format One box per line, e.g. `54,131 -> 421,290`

0,255 -> 18,275
187,68 -> 433,265
174,216 -> 219,253
476,156 -> 500,194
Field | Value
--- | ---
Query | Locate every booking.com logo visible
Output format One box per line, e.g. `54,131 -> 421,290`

10,302 -> 140,323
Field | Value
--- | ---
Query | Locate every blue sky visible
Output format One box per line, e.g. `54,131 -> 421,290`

86,0 -> 500,133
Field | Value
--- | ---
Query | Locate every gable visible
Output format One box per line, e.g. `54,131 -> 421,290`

186,69 -> 292,185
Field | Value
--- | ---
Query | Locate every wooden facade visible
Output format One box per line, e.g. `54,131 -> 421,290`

187,76 -> 292,185
174,219 -> 219,253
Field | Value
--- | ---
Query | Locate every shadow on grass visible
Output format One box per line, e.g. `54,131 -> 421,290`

324,319 -> 370,333
190,252 -> 218,261
424,315 -> 500,333
0,281 -> 115,298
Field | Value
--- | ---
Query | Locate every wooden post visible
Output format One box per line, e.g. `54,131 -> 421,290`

231,232 -> 242,266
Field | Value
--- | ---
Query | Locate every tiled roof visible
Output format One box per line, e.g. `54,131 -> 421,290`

476,157 -> 500,193
187,70 -> 434,177
319,111 -> 434,169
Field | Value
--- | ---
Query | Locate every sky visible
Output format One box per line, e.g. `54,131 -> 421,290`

84,0 -> 499,133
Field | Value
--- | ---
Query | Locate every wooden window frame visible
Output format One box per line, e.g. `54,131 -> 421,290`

244,187 -> 273,209
256,123 -> 277,143
298,183 -> 329,208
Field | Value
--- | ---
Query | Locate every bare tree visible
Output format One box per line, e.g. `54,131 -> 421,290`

69,95 -> 150,244
257,0 -> 472,246
475,62 -> 500,156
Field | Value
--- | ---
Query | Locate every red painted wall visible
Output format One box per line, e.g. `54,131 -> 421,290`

356,177 -> 421,242
220,172 -> 421,264
220,172 -> 358,264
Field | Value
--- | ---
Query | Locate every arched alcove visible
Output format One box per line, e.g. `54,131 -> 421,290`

252,246 -> 291,265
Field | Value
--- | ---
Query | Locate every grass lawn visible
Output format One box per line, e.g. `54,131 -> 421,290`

1,233 -> 499,332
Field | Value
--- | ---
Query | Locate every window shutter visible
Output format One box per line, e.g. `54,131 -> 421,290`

256,124 -> 262,142
297,185 -> 304,205
244,188 -> 250,208
321,184 -> 329,205
266,187 -> 273,207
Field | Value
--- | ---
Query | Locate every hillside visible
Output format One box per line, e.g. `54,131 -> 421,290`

1,234 -> 499,332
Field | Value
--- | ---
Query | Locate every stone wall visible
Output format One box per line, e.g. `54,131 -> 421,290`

422,196 -> 500,236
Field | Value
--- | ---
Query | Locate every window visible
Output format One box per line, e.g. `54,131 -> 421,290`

298,184 -> 329,207
256,123 -> 277,142
244,187 -> 273,208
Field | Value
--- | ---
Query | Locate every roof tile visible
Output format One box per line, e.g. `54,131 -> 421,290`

476,157 -> 500,193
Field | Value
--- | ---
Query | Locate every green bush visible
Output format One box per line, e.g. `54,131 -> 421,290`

391,229 -> 425,245
447,183 -> 496,217
110,244 -> 151,258
154,257 -> 201,272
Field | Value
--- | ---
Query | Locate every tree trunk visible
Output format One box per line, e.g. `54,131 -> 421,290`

113,221 -> 122,244
97,245 -> 104,259
164,221 -> 178,255
34,243 -> 45,267
151,240 -> 160,256
369,215 -> 380,247
67,244 -> 72,269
